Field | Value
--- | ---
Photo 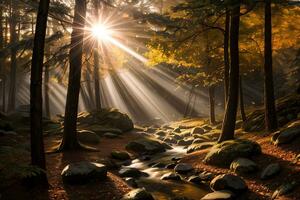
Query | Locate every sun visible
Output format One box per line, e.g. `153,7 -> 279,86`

91,23 -> 112,40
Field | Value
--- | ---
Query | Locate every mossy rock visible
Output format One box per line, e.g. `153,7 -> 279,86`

111,151 -> 130,160
77,130 -> 100,144
204,139 -> 261,167
126,138 -> 168,155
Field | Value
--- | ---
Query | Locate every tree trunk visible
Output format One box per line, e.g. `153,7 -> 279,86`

93,0 -> 101,111
44,64 -> 50,118
264,0 -> 278,132
209,86 -> 216,125
218,4 -> 240,142
30,0 -> 50,184
7,3 -> 17,112
60,0 -> 87,150
224,9 -> 230,105
239,76 -> 246,122
0,4 -> 4,112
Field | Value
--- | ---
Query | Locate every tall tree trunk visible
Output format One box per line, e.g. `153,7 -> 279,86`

0,4 -> 4,112
239,76 -> 246,122
93,0 -> 101,111
264,0 -> 278,132
44,64 -> 50,118
218,4 -> 240,142
7,3 -> 17,112
209,86 -> 216,124
30,0 -> 50,184
60,0 -> 87,150
224,9 -> 230,105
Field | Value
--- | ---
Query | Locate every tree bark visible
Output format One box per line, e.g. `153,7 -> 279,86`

0,4 -> 4,112
239,76 -> 246,122
7,3 -> 17,112
60,0 -> 87,150
224,9 -> 230,105
44,64 -> 50,118
93,0 -> 101,111
209,86 -> 216,124
218,4 -> 240,142
264,0 -> 278,132
30,0 -> 50,183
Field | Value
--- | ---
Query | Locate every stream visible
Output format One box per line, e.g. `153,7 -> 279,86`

121,146 -> 210,199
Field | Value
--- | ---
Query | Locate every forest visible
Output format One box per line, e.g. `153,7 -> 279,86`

0,0 -> 300,199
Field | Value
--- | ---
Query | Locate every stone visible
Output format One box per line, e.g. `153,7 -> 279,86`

177,138 -> 194,146
164,137 -> 177,144
198,171 -> 214,181
188,175 -> 204,185
166,163 -> 177,169
121,188 -> 154,200
161,172 -> 182,181
171,157 -> 182,161
61,161 -> 107,184
77,130 -> 100,144
152,162 -> 166,168
192,138 -> 206,144
174,163 -> 193,174
271,124 -> 300,145
201,190 -> 235,200
119,168 -> 146,178
104,132 -> 119,138
191,127 -> 205,135
111,151 -> 130,160
155,130 -> 167,137
204,139 -> 261,167
230,158 -> 258,175
271,182 -> 297,200
260,163 -> 281,180
187,142 -> 214,153
210,174 -> 247,192
124,177 -> 138,188
173,127 -> 181,133
125,138 -> 167,155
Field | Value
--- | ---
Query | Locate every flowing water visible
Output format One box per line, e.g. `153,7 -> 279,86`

123,146 -> 210,199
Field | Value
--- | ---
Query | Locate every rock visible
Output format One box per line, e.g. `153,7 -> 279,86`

152,162 -> 166,168
202,125 -> 212,131
155,130 -> 167,136
173,127 -> 181,133
188,175 -> 204,185
201,190 -> 235,200
171,157 -> 182,162
124,177 -> 138,188
77,130 -> 100,144
191,127 -> 205,134
173,134 -> 183,140
61,161 -> 107,184
166,163 -> 177,169
204,139 -> 261,167
198,171 -> 214,181
111,151 -> 130,160
119,168 -> 146,178
121,188 -> 154,200
260,163 -> 281,180
271,124 -> 300,145
139,155 -> 151,161
230,158 -> 258,175
104,132 -> 119,138
164,137 -> 177,144
210,174 -> 247,192
161,172 -> 182,181
177,138 -> 194,146
125,138 -> 167,155
187,142 -> 214,153
89,125 -> 123,135
174,163 -> 193,174
271,181 -> 297,200
192,138 -> 206,144
77,109 -> 134,132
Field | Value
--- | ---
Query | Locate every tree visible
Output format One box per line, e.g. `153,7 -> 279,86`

264,0 -> 278,131
30,0 -> 50,184
93,0 -> 101,111
59,0 -> 87,150
218,2 -> 241,142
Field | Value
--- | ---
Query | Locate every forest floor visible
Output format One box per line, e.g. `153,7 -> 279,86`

1,117 -> 300,199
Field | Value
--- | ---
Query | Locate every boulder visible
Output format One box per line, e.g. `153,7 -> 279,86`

187,142 -> 214,153
204,139 -> 261,167
201,190 -> 235,200
177,138 -> 194,146
188,175 -> 204,185
119,168 -> 147,178
198,171 -> 214,181
174,163 -> 193,174
271,124 -> 300,145
260,163 -> 281,180
124,177 -> 138,188
111,151 -> 130,160
125,138 -> 167,155
164,137 -> 177,144
77,130 -> 100,144
104,132 -> 119,138
155,130 -> 167,137
61,161 -> 107,184
191,127 -> 205,135
173,127 -> 181,133
230,158 -> 258,175
210,174 -> 247,192
161,172 -> 182,181
165,163 -> 176,169
271,181 -> 297,200
121,188 -> 154,200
